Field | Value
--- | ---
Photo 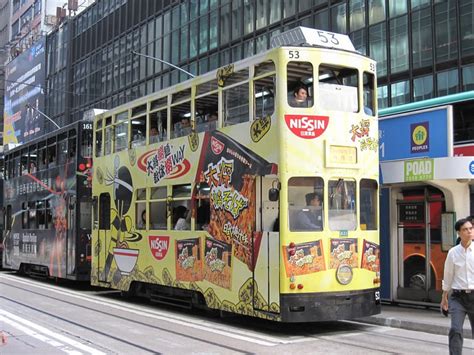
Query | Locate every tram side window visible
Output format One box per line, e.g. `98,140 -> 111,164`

22,202 -> 28,229
135,188 -> 147,230
150,187 -> 167,230
288,177 -> 324,232
319,65 -> 359,113
57,136 -> 68,165
195,182 -> 210,230
131,115 -> 146,148
171,101 -> 192,138
95,120 -> 103,157
254,75 -> 275,119
13,152 -> 20,178
104,123 -> 113,155
69,135 -> 77,159
99,193 -> 111,230
39,145 -> 47,170
20,149 -> 28,175
360,179 -> 378,230
149,109 -> 167,143
114,121 -> 128,153
172,184 -> 191,231
29,146 -> 37,173
28,201 -> 36,229
287,61 -> 313,108
47,140 -> 57,167
363,72 -> 376,116
328,179 -> 357,231
224,83 -> 249,126
37,200 -> 46,229
195,93 -> 218,133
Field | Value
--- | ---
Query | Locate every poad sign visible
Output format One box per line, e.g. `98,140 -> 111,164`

404,158 -> 434,182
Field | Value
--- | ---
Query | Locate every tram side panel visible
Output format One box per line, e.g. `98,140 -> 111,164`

3,163 -> 80,279
91,122 -> 281,320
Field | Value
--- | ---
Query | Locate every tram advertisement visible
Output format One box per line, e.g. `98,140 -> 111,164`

196,131 -> 276,272
3,165 -> 76,278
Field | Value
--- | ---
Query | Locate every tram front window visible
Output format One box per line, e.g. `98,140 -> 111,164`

288,177 -> 324,232
328,179 -> 356,231
287,61 -> 314,108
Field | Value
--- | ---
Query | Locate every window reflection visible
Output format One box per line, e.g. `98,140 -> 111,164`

412,9 -> 432,70
437,69 -> 459,97
413,75 -> 433,102
391,80 -> 410,106
435,1 -> 458,63
369,23 -> 387,77
390,15 -> 408,74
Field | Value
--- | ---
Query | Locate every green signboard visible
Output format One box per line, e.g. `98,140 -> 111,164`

404,158 -> 434,182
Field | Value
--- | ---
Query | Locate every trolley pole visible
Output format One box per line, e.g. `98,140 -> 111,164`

25,104 -> 61,130
131,50 -> 196,79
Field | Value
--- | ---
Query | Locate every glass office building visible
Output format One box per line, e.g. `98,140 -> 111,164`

44,0 -> 474,130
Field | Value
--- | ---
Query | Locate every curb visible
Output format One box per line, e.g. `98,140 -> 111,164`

355,316 -> 472,339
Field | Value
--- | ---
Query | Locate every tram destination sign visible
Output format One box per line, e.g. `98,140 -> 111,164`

399,202 -> 425,224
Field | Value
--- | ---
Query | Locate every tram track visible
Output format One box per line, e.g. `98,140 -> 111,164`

0,273 -> 275,351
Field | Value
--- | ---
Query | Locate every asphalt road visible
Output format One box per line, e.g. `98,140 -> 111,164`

0,271 -> 460,354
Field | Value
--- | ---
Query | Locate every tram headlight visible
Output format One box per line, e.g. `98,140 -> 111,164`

336,264 -> 353,285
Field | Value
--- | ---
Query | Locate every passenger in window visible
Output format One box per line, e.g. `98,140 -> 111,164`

174,205 -> 190,230
138,210 -> 146,229
290,85 -> 310,108
29,162 -> 37,173
150,127 -> 159,143
296,193 -> 323,231
197,200 -> 210,230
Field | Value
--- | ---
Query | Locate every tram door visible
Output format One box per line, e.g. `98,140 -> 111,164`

253,177 -> 280,313
98,193 -> 111,282
396,187 -> 446,303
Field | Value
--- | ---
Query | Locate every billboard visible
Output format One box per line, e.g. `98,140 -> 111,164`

379,107 -> 452,162
3,37 -> 46,145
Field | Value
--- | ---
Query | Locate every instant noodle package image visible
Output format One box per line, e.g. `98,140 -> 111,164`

175,238 -> 203,282
329,238 -> 358,269
203,237 -> 233,289
361,239 -> 380,272
282,240 -> 326,277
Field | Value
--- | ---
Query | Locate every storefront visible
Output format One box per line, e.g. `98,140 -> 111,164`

379,105 -> 474,304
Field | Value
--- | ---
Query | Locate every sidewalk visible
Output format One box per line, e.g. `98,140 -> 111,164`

356,303 -> 472,339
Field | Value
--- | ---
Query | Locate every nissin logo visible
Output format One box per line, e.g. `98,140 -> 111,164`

285,115 -> 329,139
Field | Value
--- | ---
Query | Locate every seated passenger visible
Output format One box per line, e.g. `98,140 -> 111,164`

290,85 -> 310,108
174,205 -> 190,230
295,193 -> 323,231
150,127 -> 159,143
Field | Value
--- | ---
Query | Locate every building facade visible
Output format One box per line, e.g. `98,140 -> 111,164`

46,0 -> 474,128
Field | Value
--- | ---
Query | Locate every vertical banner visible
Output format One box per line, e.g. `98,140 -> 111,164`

4,37 -> 46,145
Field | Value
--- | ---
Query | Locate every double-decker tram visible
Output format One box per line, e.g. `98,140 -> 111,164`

91,27 -> 380,322
2,120 -> 94,280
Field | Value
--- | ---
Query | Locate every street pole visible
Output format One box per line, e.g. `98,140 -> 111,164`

131,50 -> 195,79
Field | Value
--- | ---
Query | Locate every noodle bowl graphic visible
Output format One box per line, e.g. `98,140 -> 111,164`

113,248 -> 139,275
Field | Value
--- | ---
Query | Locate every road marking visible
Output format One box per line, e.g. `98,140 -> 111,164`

0,274 -> 286,346
0,309 -> 106,355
